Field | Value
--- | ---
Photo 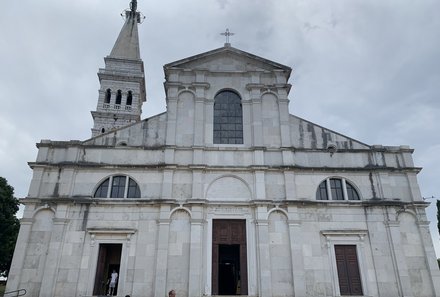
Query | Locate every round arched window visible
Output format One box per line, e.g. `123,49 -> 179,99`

94,175 -> 140,198
316,178 -> 360,201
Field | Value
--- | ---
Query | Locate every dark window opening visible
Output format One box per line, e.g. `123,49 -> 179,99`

116,90 -> 122,105
127,178 -> 141,198
213,90 -> 243,144
105,89 -> 111,104
330,179 -> 344,200
101,128 -> 106,134
110,176 -> 126,198
335,245 -> 363,296
93,243 -> 122,296
94,178 -> 109,198
316,181 -> 328,200
126,91 -> 133,106
346,183 -> 360,200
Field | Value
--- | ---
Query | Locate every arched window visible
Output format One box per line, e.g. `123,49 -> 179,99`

116,90 -> 122,105
316,178 -> 360,201
126,91 -> 133,106
94,175 -> 140,198
213,90 -> 243,144
105,89 -> 111,104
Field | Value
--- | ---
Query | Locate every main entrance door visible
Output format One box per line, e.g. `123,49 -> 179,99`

93,243 -> 122,296
212,220 -> 248,295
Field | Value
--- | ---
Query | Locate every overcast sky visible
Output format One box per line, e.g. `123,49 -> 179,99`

1,0 -> 439,256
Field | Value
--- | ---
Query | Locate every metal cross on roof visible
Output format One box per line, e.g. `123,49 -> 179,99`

221,28 -> 235,46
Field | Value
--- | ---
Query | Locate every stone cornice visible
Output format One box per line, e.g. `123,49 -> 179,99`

27,161 -> 422,174
18,197 -> 430,213
35,141 -> 414,155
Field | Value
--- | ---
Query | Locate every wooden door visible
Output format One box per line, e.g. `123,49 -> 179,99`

212,220 -> 248,295
335,245 -> 363,295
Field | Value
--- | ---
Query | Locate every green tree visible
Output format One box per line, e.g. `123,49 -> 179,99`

0,177 -> 20,277
437,200 -> 440,268
437,200 -> 440,235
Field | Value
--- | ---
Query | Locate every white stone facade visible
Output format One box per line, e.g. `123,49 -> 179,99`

6,8 -> 440,297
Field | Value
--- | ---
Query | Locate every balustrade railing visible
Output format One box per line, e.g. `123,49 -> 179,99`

102,104 -> 134,112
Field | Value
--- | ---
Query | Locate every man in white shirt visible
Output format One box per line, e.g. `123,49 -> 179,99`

108,270 -> 118,296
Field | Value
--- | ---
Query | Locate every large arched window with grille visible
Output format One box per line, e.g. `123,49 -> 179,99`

94,175 -> 140,198
213,90 -> 243,144
316,178 -> 360,201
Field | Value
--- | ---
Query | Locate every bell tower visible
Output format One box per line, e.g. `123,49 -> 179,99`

91,0 -> 146,137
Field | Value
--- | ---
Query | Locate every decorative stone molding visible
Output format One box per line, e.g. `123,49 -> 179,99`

321,230 -> 368,247
87,228 -> 136,246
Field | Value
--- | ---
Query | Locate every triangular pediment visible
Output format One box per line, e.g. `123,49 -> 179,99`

164,46 -> 291,74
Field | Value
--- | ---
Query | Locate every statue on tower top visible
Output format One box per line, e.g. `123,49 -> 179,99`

130,0 -> 137,13
122,0 -> 144,24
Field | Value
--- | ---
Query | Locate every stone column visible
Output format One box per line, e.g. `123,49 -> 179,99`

278,97 -> 291,148
188,215 -> 204,297
191,169 -> 204,200
162,169 -> 175,200
154,206 -> 171,297
39,218 -> 69,297
254,169 -> 266,200
194,85 -> 206,146
165,94 -> 178,146
5,218 -> 34,292
284,171 -> 296,200
417,220 -> 440,295
255,216 -> 273,297
385,219 -> 413,296
204,100 -> 214,145
251,97 -> 263,147
288,217 -> 306,297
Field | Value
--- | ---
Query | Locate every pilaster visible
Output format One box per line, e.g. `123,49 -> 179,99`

39,218 -> 69,297
251,96 -> 263,147
288,219 -> 306,297
188,210 -> 204,297
417,220 -> 440,295
5,219 -> 34,292
154,206 -> 171,297
385,219 -> 413,296
284,171 -> 296,200
165,96 -> 178,146
255,206 -> 272,297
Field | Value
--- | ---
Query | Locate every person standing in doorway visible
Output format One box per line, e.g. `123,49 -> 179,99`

108,269 -> 118,296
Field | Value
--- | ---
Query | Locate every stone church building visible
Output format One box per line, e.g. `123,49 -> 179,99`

6,2 -> 440,297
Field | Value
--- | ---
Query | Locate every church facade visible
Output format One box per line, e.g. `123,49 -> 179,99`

6,2 -> 440,297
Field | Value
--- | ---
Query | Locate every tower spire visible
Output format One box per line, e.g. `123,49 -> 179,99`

109,0 -> 143,60
90,0 -> 146,137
